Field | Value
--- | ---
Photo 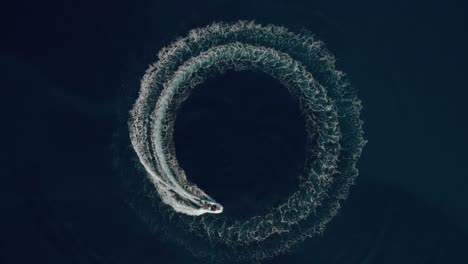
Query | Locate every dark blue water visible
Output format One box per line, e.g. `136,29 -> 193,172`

175,70 -> 305,218
2,0 -> 468,263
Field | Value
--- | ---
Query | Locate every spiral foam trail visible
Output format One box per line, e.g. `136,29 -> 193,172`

127,21 -> 366,262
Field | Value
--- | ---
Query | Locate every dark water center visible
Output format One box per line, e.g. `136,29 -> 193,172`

174,71 -> 307,218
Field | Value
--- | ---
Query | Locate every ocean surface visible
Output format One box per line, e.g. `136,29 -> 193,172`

2,0 -> 468,263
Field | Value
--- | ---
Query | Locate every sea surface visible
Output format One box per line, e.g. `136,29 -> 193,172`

2,0 -> 468,263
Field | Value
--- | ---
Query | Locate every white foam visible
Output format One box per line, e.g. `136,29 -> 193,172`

127,21 -> 366,262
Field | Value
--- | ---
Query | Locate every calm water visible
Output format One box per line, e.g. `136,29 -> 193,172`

3,0 -> 468,263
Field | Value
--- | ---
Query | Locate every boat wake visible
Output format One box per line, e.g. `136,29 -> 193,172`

123,21 -> 366,263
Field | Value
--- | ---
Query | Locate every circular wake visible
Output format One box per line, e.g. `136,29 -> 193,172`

126,21 -> 366,262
